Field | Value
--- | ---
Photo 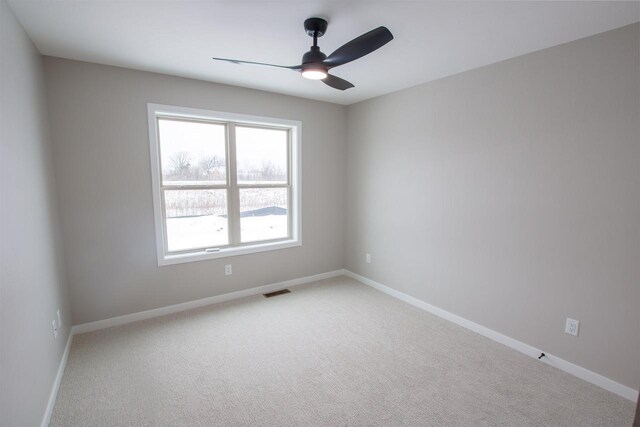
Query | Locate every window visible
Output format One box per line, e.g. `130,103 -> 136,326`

147,104 -> 301,265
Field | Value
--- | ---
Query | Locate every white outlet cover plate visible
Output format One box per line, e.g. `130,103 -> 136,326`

565,318 -> 579,336
225,265 -> 232,275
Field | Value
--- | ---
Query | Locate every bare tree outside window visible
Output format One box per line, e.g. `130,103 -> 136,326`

199,155 -> 226,182
167,151 -> 192,181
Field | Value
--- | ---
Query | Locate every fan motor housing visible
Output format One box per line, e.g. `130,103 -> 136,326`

302,46 -> 327,65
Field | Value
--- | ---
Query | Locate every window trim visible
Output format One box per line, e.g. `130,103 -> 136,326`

147,103 -> 302,266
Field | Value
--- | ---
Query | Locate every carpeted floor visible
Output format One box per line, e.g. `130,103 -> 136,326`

51,276 -> 634,426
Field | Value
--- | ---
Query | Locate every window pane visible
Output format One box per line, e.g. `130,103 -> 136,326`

164,189 -> 228,252
236,126 -> 287,184
158,119 -> 227,185
240,188 -> 288,243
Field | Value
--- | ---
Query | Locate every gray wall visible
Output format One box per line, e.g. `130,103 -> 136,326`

0,1 -> 72,425
345,23 -> 639,389
43,58 -> 347,325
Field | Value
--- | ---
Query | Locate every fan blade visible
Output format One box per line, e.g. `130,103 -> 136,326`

322,74 -> 355,91
323,27 -> 393,68
212,57 -> 302,70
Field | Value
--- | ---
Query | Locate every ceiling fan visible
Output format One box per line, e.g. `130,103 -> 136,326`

212,18 -> 393,91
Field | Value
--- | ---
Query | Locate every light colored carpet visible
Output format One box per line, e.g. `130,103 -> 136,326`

51,276 -> 634,426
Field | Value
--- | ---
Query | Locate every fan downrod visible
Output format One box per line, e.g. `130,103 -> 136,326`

304,18 -> 328,38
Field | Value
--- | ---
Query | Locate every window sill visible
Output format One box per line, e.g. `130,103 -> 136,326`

157,239 -> 301,266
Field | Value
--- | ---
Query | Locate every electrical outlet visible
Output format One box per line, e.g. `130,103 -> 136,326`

365,253 -> 371,264
565,318 -> 579,336
56,310 -> 62,331
225,264 -> 232,275
51,320 -> 58,339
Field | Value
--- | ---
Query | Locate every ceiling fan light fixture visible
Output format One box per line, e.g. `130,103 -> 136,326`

301,68 -> 328,80
211,18 -> 393,91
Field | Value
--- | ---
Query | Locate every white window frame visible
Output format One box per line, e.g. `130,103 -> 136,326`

147,103 -> 302,266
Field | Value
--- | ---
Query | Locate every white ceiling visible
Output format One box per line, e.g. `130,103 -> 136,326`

8,1 -> 639,105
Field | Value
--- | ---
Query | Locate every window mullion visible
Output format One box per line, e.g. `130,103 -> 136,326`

161,187 -> 170,255
227,123 -> 241,245
287,129 -> 292,238
160,185 -> 228,191
236,183 -> 289,189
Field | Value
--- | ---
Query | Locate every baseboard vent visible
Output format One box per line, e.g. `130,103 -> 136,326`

263,289 -> 291,298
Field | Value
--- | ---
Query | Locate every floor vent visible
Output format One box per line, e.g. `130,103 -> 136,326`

263,289 -> 291,298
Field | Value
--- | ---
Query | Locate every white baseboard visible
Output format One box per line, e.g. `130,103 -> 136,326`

41,267 -> 636,427
72,269 -> 347,335
344,270 -> 639,402
41,329 -> 73,427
